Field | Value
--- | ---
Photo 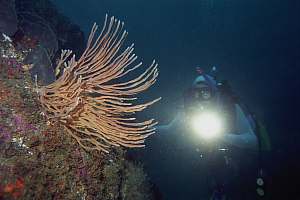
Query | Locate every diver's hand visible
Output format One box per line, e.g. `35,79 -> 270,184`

222,104 -> 259,150
155,124 -> 171,133
222,131 -> 258,150
155,111 -> 185,134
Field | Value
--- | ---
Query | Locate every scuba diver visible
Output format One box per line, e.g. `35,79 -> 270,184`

158,67 -> 260,149
157,67 -> 271,200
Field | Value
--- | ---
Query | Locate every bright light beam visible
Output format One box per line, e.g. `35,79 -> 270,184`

190,111 -> 223,140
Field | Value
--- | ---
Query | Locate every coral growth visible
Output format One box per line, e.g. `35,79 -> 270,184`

37,15 -> 160,153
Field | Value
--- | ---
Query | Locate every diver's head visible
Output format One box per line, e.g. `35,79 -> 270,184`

191,73 -> 218,102
183,72 -> 220,121
192,80 -> 213,101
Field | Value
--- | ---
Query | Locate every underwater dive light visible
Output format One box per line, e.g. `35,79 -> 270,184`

190,111 -> 224,140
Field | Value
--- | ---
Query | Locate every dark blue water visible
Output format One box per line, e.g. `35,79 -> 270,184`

51,0 -> 300,199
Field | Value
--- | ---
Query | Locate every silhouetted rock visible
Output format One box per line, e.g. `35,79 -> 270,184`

15,0 -> 85,62
24,46 -> 55,85
0,0 -> 18,36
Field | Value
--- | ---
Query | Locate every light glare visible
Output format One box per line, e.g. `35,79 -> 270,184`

191,112 -> 223,139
